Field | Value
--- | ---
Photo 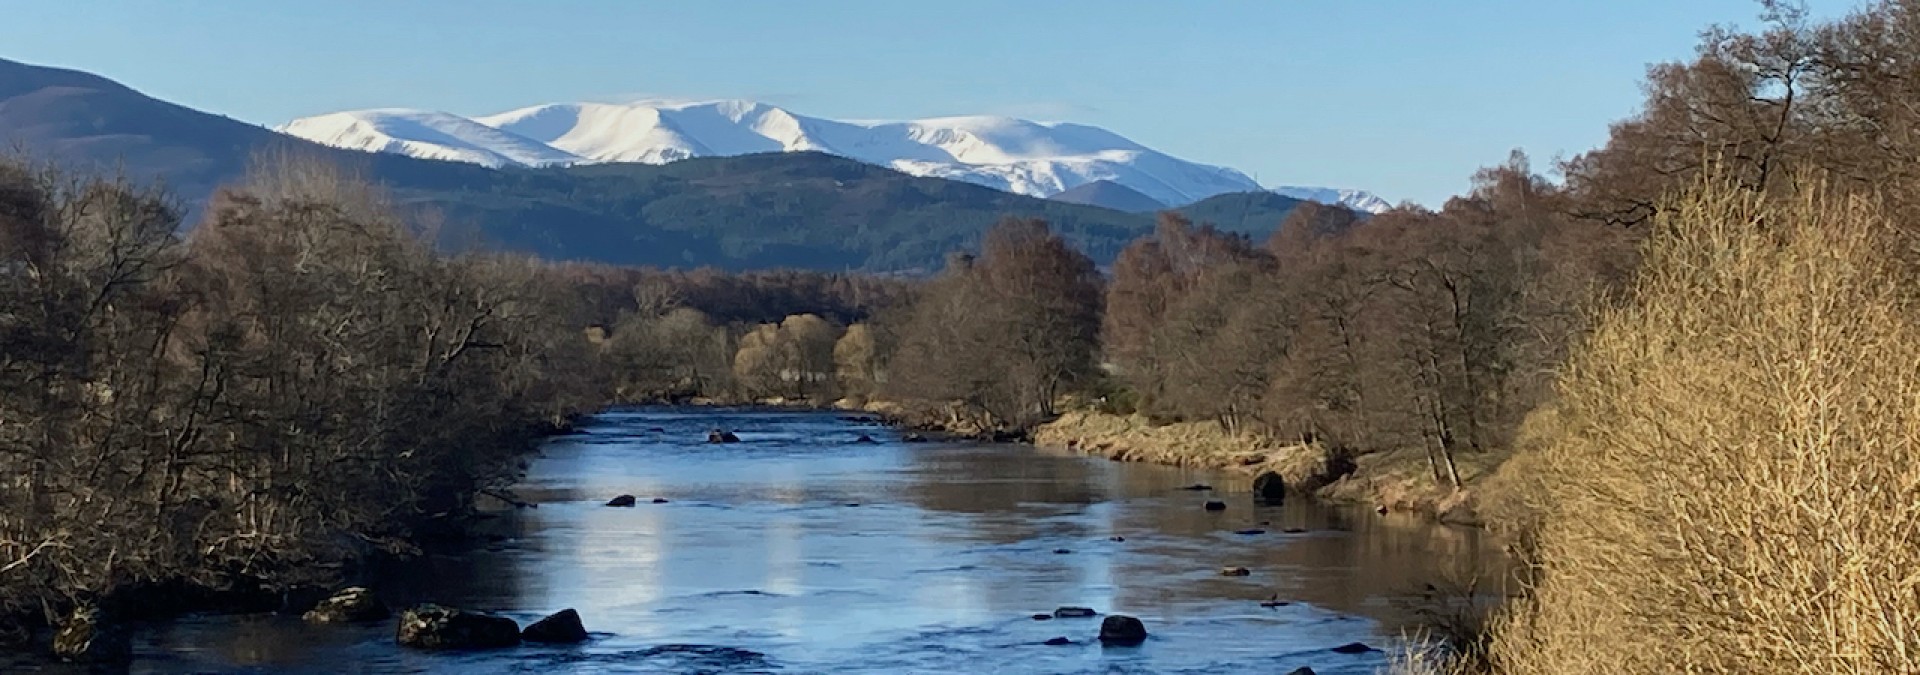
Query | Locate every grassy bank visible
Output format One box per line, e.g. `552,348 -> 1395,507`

1033,411 -> 1492,524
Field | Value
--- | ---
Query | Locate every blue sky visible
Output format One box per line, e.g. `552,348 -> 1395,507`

1,0 -> 1855,205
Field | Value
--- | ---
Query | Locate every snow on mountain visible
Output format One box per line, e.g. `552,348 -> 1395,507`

1270,186 -> 1393,214
280,99 -> 1374,210
274,109 -> 583,168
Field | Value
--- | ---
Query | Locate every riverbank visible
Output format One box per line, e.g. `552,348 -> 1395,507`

1033,411 -> 1493,526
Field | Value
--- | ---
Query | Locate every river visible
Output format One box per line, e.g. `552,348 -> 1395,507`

103,408 -> 1507,674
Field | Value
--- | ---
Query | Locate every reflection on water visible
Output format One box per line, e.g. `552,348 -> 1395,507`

94,408 -> 1509,674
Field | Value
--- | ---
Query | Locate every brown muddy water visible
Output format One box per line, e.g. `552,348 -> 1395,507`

32,407 -> 1512,674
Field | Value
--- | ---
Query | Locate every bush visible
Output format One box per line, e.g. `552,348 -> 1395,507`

1477,179 -> 1920,674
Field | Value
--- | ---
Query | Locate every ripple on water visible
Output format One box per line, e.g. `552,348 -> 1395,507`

117,407 -> 1509,675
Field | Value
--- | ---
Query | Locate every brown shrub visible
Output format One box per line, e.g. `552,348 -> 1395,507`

1476,178 -> 1920,673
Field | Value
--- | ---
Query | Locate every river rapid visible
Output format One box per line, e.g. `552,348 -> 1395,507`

94,408 -> 1507,674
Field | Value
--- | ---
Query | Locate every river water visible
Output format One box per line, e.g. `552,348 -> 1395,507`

108,408 -> 1507,674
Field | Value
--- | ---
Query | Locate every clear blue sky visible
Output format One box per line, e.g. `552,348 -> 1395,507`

0,0 -> 1856,205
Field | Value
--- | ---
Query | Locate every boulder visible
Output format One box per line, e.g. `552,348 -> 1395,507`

51,605 -> 129,663
1053,606 -> 1096,618
521,608 -> 589,644
1043,637 -> 1073,646
606,495 -> 637,507
1286,668 -> 1318,675
1330,641 -> 1378,654
395,605 -> 521,650
1252,471 -> 1286,503
303,587 -> 390,624
1097,615 -> 1148,646
1203,500 -> 1227,512
1220,566 -> 1252,577
707,429 -> 742,443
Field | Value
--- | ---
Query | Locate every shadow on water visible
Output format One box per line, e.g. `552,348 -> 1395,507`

93,407 -> 1509,675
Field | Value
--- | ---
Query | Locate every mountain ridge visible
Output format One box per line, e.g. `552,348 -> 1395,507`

279,100 -> 1391,213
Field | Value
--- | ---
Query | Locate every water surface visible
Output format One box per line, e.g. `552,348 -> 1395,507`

121,408 -> 1507,674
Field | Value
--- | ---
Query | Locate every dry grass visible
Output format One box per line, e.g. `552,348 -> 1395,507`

1462,179 -> 1920,674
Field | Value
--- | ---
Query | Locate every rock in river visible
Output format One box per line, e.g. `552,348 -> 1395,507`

1043,636 -> 1073,646
707,429 -> 742,443
1097,615 -> 1148,646
1220,566 -> 1252,577
1053,606 -> 1096,618
1330,641 -> 1379,654
303,587 -> 389,624
1252,470 -> 1286,503
395,605 -> 521,650
51,605 -> 129,663
521,608 -> 589,644
606,494 -> 637,507
1203,500 -> 1227,512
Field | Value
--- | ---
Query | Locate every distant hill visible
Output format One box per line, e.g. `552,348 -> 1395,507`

1048,179 -> 1167,213
1174,190 -> 1320,237
0,57 -> 1330,271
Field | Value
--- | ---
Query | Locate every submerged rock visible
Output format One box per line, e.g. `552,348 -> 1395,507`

1252,471 -> 1287,503
395,605 -> 521,650
707,429 -> 742,443
1043,636 -> 1073,646
853,434 -> 877,444
303,587 -> 389,624
51,605 -> 129,663
521,608 -> 588,644
1330,641 -> 1378,654
1220,566 -> 1252,577
1234,528 -> 1266,535
1097,615 -> 1148,646
606,495 -> 637,507
1203,500 -> 1227,512
1179,483 -> 1213,491
652,497 -> 670,504
1286,668 -> 1318,675
1031,613 -> 1053,621
1052,548 -> 1072,554
1053,606 -> 1096,618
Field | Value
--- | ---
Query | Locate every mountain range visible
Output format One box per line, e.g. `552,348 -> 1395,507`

279,101 -> 1390,213
0,56 -> 1368,271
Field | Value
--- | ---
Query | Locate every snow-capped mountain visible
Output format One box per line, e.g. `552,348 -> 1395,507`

1271,186 -> 1394,214
277,100 -> 1388,212
277,109 -> 585,168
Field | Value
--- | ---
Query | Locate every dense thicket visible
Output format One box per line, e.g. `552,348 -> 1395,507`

1407,2 -> 1920,673
0,159 -> 600,638
883,218 -> 1104,430
1099,156 -> 1628,486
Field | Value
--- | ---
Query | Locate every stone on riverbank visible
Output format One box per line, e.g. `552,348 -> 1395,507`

51,605 -> 129,663
395,605 -> 521,650
303,587 -> 389,624
1253,471 -> 1286,503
